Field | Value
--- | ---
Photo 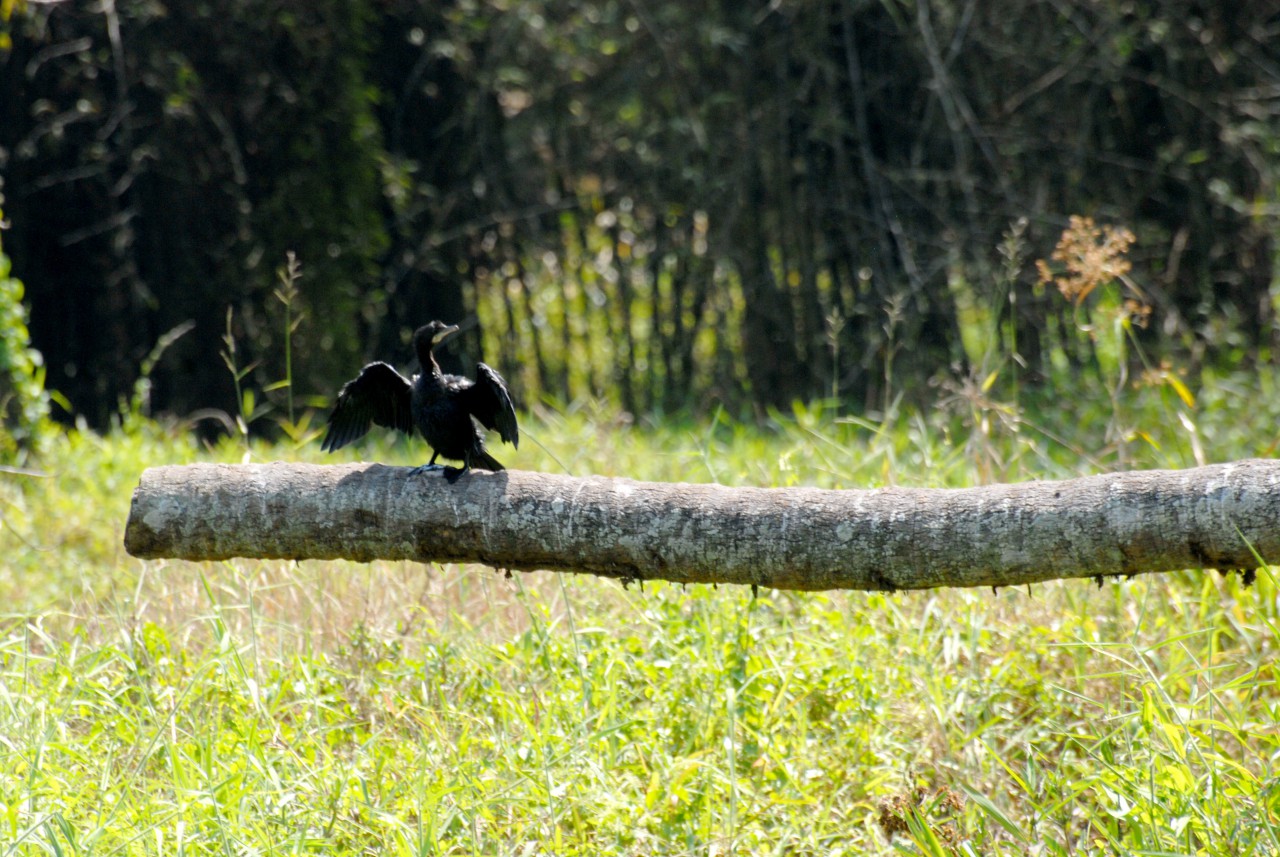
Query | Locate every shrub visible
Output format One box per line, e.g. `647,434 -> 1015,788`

0,214 -> 50,455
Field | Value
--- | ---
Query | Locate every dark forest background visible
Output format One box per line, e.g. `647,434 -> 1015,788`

1,0 -> 1278,432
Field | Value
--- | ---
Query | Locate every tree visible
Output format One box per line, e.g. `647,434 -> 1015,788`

3,0 -> 1278,424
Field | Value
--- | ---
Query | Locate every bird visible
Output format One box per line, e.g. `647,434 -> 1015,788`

321,321 -> 519,481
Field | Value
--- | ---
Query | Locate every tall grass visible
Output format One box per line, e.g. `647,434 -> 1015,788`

1,220 -> 1278,854
2,367 -> 1279,854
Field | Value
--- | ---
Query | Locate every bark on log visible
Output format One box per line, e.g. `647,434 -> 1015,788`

123,460 -> 1279,592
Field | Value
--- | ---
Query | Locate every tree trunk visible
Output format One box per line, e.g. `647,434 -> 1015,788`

125,460 -> 1279,592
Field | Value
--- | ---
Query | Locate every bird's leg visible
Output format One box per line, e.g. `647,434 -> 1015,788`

445,450 -> 488,483
410,450 -> 446,476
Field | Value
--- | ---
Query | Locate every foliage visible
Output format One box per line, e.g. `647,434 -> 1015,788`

2,361 -> 1280,852
1,6 -> 1277,847
0,0 -> 387,428
2,1 -> 1278,427
3,563 -> 1275,855
0,215 -> 49,457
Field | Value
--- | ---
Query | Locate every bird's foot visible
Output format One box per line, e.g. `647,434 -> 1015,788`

442,466 -> 467,484
410,463 -> 446,476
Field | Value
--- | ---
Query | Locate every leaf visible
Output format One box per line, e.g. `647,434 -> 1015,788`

1166,375 -> 1195,408
961,785 -> 1029,842
904,807 -> 950,857
1129,430 -> 1162,451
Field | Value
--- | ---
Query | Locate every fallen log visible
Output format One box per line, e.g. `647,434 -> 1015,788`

123,460 -> 1279,592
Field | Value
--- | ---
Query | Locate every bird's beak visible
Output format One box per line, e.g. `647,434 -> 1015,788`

433,324 -> 460,345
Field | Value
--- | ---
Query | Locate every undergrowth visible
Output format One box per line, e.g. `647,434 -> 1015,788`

1,371 -> 1278,855
1,224 -> 1277,854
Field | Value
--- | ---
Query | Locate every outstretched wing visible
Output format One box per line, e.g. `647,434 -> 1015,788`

461,362 -> 519,448
321,362 -> 414,452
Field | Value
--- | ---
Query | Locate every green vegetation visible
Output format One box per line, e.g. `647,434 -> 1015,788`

0,218 -> 51,460
4,2 -> 1278,423
3,2 -> 1278,850
3,373 -> 1278,854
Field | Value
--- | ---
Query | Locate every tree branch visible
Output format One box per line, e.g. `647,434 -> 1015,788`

124,460 -> 1280,591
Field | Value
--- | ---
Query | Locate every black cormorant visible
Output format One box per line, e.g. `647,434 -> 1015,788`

321,321 -> 518,480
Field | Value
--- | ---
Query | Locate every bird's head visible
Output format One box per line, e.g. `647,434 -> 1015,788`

413,321 -> 460,358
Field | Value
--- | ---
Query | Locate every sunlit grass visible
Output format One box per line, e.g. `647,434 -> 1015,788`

2,374 -> 1279,854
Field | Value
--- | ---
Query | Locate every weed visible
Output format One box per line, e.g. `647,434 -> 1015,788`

4,234 -> 1280,852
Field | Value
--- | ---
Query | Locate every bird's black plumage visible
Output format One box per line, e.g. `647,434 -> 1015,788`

322,321 -> 518,480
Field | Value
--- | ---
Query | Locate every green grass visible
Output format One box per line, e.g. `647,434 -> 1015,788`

2,374 -> 1279,855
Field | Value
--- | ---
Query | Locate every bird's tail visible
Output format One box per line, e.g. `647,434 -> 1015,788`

471,449 -> 505,472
